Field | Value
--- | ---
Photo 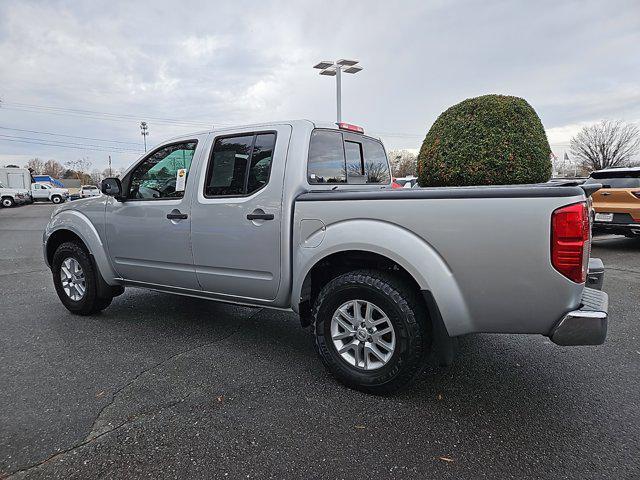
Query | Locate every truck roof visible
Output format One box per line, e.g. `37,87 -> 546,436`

163,119 -> 381,143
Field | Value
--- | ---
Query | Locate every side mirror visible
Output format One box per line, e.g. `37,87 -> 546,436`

101,178 -> 123,200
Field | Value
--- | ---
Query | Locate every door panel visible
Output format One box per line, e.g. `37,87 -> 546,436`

191,125 -> 291,300
105,198 -> 198,288
105,140 -> 201,289
32,184 -> 48,199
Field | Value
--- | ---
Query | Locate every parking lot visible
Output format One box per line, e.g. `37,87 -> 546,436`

0,203 -> 639,479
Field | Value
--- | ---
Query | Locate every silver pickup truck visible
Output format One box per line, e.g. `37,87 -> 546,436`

43,120 -> 608,393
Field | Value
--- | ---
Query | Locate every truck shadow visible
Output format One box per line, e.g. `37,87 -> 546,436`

36,288 -> 622,477
98,290 -> 604,436
592,234 -> 640,250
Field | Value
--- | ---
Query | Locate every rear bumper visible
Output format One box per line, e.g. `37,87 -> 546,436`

593,221 -> 640,236
550,287 -> 608,346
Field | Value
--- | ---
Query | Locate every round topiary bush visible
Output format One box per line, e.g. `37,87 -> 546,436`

417,94 -> 552,187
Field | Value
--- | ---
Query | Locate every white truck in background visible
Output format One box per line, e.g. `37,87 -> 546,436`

0,180 -> 30,207
31,182 -> 69,204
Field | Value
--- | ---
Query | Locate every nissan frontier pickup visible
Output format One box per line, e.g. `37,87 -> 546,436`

43,120 -> 608,393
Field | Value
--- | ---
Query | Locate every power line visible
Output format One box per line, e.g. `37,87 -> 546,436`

0,101 -> 218,128
0,134 -> 143,154
0,126 -> 141,146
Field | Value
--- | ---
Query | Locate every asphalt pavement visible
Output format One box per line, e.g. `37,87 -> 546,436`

1,204 -> 638,479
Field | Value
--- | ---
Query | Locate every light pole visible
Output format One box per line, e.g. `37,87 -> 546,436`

313,59 -> 363,123
140,121 -> 149,152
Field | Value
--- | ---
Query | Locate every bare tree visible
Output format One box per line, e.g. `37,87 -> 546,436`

25,158 -> 45,174
388,149 -> 418,177
570,120 -> 640,171
90,169 -> 103,184
65,157 -> 92,179
102,167 -> 121,179
43,159 -> 65,178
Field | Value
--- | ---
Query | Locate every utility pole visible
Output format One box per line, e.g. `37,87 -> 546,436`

108,155 -> 112,177
140,122 -> 149,152
313,59 -> 363,123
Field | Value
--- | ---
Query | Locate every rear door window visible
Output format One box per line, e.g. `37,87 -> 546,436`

204,132 -> 277,196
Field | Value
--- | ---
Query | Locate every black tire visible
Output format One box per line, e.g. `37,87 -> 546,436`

51,195 -> 62,204
313,269 -> 430,394
52,241 -> 112,315
1,196 -> 15,208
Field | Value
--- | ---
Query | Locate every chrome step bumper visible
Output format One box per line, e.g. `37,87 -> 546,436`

551,287 -> 608,346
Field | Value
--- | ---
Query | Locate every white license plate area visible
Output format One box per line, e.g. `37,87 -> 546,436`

595,213 -> 614,222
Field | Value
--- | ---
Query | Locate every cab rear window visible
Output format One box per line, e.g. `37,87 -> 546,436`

307,130 -> 390,185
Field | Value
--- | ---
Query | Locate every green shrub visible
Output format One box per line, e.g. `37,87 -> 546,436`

417,94 -> 552,187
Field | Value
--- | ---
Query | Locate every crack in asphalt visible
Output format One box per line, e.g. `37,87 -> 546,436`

0,269 -> 49,278
5,308 -> 263,479
604,266 -> 640,276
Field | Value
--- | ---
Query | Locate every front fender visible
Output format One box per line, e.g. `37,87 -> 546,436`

292,219 -> 473,336
44,209 -> 119,285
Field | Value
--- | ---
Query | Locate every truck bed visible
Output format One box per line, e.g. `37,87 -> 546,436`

293,183 -> 587,337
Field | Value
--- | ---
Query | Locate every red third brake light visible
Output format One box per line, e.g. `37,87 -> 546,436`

551,202 -> 590,283
337,122 -> 364,134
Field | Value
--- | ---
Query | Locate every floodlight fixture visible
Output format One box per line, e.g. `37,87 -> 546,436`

313,59 -> 363,122
313,61 -> 334,70
336,59 -> 359,66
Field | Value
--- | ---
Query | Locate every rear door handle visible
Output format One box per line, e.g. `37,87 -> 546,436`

167,211 -> 188,220
247,212 -> 274,221
601,192 -> 612,196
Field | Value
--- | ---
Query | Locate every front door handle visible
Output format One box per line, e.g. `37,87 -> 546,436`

247,211 -> 274,221
601,192 -> 612,196
167,210 -> 188,220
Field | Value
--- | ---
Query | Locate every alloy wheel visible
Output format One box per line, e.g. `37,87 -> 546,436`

60,257 -> 86,301
330,299 -> 396,370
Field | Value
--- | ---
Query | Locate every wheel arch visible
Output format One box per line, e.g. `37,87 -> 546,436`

292,219 -> 473,336
44,210 -> 119,286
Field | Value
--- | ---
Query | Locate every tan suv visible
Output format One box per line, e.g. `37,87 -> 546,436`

587,167 -> 640,237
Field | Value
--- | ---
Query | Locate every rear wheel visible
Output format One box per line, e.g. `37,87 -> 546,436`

52,241 -> 113,315
1,197 -> 15,208
51,195 -> 63,204
313,269 -> 430,394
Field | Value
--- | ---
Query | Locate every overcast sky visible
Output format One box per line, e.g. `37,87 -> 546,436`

1,0 -> 639,171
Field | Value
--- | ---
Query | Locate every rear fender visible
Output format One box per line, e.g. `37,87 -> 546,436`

293,219 -> 473,336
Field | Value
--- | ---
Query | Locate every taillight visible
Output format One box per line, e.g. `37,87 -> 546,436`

551,202 -> 590,283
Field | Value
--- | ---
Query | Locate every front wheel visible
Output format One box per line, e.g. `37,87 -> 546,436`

1,197 -> 15,208
52,241 -> 113,315
313,270 -> 431,394
51,195 -> 62,204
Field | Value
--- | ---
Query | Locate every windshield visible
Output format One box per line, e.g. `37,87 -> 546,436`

585,171 -> 640,188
